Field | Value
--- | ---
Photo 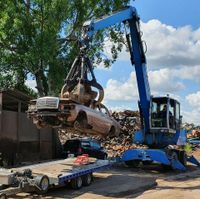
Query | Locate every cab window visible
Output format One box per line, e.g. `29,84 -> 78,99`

151,98 -> 168,128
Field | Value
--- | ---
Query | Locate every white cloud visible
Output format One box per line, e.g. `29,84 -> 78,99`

104,71 -> 138,101
141,20 -> 200,68
104,68 -> 185,102
25,79 -> 37,91
149,68 -> 185,92
98,19 -> 200,78
183,110 -> 200,125
180,91 -> 200,124
186,91 -> 200,109
112,19 -> 200,70
174,65 -> 200,82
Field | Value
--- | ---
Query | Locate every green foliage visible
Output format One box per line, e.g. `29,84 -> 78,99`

184,143 -> 192,153
0,0 -> 130,97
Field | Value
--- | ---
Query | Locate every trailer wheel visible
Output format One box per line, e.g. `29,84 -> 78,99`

125,160 -> 140,167
35,175 -> 50,195
82,173 -> 93,186
0,193 -> 7,199
71,176 -> 83,189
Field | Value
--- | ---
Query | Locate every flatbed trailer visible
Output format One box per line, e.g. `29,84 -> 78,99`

0,157 -> 111,198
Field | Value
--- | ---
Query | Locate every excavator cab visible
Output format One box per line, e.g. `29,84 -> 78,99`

150,96 -> 181,133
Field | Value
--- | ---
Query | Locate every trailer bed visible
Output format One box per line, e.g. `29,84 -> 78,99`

0,158 -> 111,197
12,158 -> 110,184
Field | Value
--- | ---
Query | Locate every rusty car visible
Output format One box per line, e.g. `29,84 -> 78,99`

27,96 -> 120,137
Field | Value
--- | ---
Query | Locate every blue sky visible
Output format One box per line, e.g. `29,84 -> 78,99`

133,0 -> 200,29
26,1 -> 200,124
93,0 -> 200,124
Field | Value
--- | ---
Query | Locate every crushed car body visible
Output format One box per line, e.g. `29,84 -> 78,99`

27,97 -> 120,137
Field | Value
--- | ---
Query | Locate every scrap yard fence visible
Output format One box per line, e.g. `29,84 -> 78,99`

0,89 -> 61,166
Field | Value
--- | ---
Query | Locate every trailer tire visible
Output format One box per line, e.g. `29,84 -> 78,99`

71,176 -> 83,189
82,173 -> 93,186
35,175 -> 49,195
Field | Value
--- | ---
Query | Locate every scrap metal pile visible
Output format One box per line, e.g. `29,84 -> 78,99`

187,129 -> 200,139
183,123 -> 200,139
99,110 -> 147,157
59,110 -> 147,157
182,123 -> 200,151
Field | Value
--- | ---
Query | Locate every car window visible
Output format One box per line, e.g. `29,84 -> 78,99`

90,141 -> 101,149
100,107 -> 108,115
81,141 -> 91,148
94,106 -> 101,113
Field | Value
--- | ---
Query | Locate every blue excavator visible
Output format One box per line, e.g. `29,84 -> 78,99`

80,6 -> 200,170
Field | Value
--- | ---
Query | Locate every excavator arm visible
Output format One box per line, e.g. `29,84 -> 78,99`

82,6 -> 151,133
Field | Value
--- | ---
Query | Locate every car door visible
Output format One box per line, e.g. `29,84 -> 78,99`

91,105 -> 111,134
90,140 -> 103,159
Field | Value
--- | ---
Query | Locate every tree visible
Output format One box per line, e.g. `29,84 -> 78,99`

0,0 -> 129,96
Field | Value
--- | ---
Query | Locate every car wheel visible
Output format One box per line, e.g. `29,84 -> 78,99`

71,176 -> 83,189
82,173 -> 93,186
35,175 -> 50,195
103,154 -> 107,160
